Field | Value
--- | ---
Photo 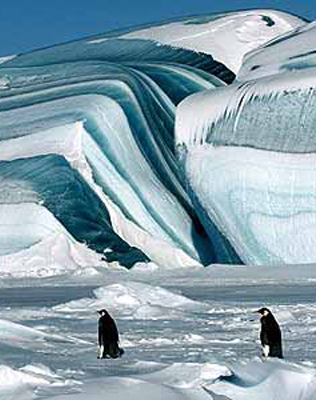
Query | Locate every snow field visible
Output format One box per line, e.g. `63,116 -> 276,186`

0,275 -> 316,399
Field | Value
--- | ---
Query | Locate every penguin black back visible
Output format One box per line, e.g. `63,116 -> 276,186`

97,309 -> 124,359
257,307 -> 283,358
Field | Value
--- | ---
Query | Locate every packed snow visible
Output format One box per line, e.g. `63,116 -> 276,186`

114,9 -> 304,73
1,268 -> 316,400
238,21 -> 316,81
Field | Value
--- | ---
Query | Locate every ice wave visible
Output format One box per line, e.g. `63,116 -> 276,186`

0,60 -> 217,271
176,62 -> 316,264
0,9 -> 306,274
118,9 -> 303,74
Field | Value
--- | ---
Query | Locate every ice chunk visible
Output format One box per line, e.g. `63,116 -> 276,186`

0,63 -> 214,268
54,281 -> 207,318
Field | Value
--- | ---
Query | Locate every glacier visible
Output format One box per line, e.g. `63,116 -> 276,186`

0,8 -> 306,273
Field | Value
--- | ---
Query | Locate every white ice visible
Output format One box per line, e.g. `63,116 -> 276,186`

238,21 -> 316,81
54,281 -> 208,318
115,10 -> 304,73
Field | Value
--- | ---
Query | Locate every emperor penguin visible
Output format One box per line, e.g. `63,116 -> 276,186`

97,309 -> 124,359
257,307 -> 283,359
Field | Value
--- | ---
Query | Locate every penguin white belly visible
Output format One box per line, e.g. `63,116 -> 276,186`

262,344 -> 270,357
98,345 -> 104,358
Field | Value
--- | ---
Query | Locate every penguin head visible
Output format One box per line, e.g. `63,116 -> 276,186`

257,307 -> 271,317
97,309 -> 109,317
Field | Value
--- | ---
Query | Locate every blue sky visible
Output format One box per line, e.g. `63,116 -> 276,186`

1,0 -> 315,57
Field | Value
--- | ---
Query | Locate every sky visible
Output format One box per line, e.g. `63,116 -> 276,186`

1,0 -> 315,57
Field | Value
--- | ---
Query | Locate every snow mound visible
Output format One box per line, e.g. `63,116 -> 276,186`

0,363 -> 80,400
0,364 -> 49,387
54,281 -> 207,319
0,318 -> 89,347
141,362 -> 230,389
45,376 -> 209,400
205,359 -> 316,400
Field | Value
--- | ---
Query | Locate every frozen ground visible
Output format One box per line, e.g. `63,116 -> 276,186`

1,264 -> 316,399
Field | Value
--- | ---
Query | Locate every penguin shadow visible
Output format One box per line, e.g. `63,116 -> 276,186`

202,386 -> 232,400
214,371 -> 255,388
97,347 -> 125,360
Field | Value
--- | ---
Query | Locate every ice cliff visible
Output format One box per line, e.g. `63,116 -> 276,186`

0,9 -> 308,275
176,15 -> 316,265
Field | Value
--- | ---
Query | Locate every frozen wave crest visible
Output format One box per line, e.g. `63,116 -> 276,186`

176,68 -> 316,153
0,8 -> 307,276
176,58 -> 316,264
0,60 -> 217,272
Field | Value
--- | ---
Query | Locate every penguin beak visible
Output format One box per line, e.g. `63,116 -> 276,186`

247,311 -> 258,322
249,310 -> 261,321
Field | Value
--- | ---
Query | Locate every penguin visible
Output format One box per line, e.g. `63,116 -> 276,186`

97,309 -> 124,359
257,307 -> 283,359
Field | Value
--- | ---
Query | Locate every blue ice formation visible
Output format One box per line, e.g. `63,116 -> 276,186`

0,9 -> 309,270
176,26 -> 316,265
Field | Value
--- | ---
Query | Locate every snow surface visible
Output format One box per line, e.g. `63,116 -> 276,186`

238,21 -> 316,81
0,55 -> 15,66
0,268 -> 316,400
110,9 -> 304,74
